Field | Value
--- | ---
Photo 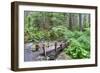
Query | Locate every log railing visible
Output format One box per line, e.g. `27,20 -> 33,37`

33,41 -> 67,60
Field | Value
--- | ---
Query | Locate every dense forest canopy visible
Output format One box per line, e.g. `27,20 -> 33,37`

24,11 -> 90,59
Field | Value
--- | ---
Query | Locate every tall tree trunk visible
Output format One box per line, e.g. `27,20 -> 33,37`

39,12 -> 49,30
79,14 -> 84,31
42,12 -> 50,30
64,13 -> 69,28
72,13 -> 79,30
88,14 -> 90,27
84,14 -> 90,27
69,13 -> 73,30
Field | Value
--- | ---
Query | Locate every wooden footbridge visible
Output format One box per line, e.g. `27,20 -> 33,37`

24,41 -> 68,61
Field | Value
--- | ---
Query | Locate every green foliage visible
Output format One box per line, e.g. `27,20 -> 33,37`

72,31 -> 83,38
64,30 -> 90,59
24,11 -> 90,59
77,35 -> 90,51
24,27 -> 44,43
83,28 -> 90,36
50,13 -> 65,26
43,31 -> 51,41
50,26 -> 67,40
64,39 -> 83,59
83,20 -> 90,28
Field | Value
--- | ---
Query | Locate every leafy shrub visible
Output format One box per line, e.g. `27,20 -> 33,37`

43,31 -> 51,41
50,26 -> 74,41
83,28 -> 90,36
49,26 -> 66,40
77,35 -> 90,51
72,31 -> 83,39
64,31 -> 90,59
24,26 -> 45,43
64,37 -> 90,59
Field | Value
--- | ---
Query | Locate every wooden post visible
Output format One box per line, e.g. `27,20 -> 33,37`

42,44 -> 46,57
59,43 -> 63,52
35,44 -> 39,51
55,42 -> 57,52
47,42 -> 49,48
54,42 -> 58,57
60,43 -> 63,49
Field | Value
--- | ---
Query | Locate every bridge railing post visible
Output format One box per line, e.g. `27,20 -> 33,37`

55,42 -> 57,52
35,44 -> 39,51
42,44 -> 47,58
60,43 -> 62,47
60,43 -> 63,51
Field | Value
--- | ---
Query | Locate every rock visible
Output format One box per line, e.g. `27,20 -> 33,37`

56,51 -> 71,60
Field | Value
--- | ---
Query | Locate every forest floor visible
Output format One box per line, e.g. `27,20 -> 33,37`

56,51 -> 72,60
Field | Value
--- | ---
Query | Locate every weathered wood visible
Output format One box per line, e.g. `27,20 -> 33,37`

35,44 -> 39,51
55,42 -> 57,52
24,41 -> 67,61
42,44 -> 47,57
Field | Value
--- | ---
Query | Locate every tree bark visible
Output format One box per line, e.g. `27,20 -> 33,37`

69,13 -> 73,30
79,14 -> 85,31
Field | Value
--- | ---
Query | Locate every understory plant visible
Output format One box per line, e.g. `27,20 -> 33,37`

64,28 -> 90,59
